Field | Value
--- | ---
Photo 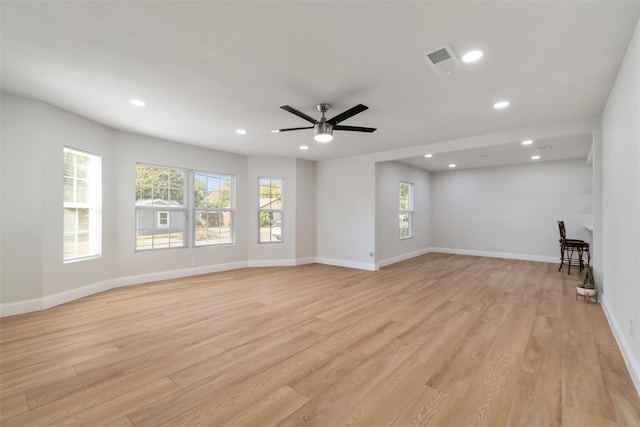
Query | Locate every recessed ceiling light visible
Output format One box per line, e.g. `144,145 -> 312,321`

299,145 -> 309,150
129,99 -> 146,107
531,155 -> 541,160
449,163 -> 456,168
462,50 -> 483,63
521,139 -> 533,145
235,129 -> 247,135
494,100 -> 510,109
424,154 -> 433,158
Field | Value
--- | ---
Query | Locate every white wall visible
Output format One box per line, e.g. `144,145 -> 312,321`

600,17 -> 640,390
375,161 -> 431,266
0,94 -> 315,314
316,156 -> 376,270
431,159 -> 592,261
295,159 -> 316,261
1,94 -> 116,303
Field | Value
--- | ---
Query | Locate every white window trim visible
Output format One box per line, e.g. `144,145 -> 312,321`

63,146 -> 102,263
399,181 -> 414,240
193,171 -> 235,247
258,177 -> 284,244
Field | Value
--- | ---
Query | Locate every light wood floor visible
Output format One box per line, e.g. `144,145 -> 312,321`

1,253 -> 639,426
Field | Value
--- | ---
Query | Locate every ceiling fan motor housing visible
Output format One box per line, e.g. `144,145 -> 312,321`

314,122 -> 333,141
317,103 -> 331,114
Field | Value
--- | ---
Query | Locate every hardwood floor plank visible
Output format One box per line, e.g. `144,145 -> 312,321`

53,377 -> 179,426
408,309 -> 478,368
505,370 -> 562,427
157,346 -> 328,426
128,332 -> 326,426
392,384 -> 460,427
563,323 -> 617,421
279,338 -> 420,426
291,321 -> 412,399
0,394 -> 29,421
0,255 -> 638,426
427,319 -> 501,398
447,304 -> 536,427
590,306 -> 640,426
347,359 -> 438,426
219,385 -> 310,427
522,315 -> 562,380
563,405 -> 619,427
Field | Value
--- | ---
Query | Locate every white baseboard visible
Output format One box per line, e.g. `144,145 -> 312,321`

1,256 -> 383,317
315,257 -> 378,271
601,296 -> 640,396
430,247 -> 557,264
378,248 -> 433,268
247,259 -> 297,268
0,260 -> 246,317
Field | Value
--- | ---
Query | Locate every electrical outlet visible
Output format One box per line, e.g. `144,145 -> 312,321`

369,251 -> 374,258
191,258 -> 197,267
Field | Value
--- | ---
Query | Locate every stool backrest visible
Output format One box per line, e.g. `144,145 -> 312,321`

558,220 -> 567,240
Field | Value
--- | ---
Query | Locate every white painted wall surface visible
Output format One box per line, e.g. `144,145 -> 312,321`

375,161 -> 431,265
1,94 -> 116,303
295,159 -> 316,261
431,159 -> 592,260
601,17 -> 640,389
316,156 -> 376,270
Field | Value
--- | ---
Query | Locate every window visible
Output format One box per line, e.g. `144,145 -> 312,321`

157,212 -> 169,229
194,171 -> 234,246
258,177 -> 283,243
135,164 -> 186,250
63,147 -> 102,262
399,181 -> 413,239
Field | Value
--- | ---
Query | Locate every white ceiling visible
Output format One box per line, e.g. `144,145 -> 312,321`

2,1 -> 639,170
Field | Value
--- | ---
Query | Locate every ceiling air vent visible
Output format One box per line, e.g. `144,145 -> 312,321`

423,45 -> 462,76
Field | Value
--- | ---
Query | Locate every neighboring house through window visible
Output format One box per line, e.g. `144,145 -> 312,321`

135,164 -> 186,250
63,146 -> 102,262
258,177 -> 283,243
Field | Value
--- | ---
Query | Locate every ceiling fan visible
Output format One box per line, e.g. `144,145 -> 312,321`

272,103 -> 376,143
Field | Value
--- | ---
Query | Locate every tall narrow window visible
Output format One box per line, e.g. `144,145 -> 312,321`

194,171 -> 234,246
399,181 -> 413,239
63,147 -> 102,262
135,164 -> 186,250
258,177 -> 283,243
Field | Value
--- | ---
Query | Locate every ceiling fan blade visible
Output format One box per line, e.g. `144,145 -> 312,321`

327,104 -> 368,125
274,126 -> 314,132
333,125 -> 377,133
280,105 -> 318,124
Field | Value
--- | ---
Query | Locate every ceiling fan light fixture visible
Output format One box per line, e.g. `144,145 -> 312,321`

314,122 -> 334,143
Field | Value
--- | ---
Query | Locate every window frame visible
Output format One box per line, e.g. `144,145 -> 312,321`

193,170 -> 235,247
135,163 -> 188,251
399,181 -> 414,240
63,146 -> 102,263
258,177 -> 284,244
